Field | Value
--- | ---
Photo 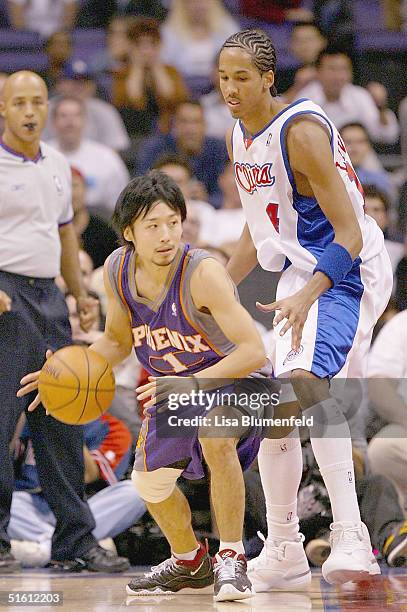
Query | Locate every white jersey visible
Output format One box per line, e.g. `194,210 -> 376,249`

231,98 -> 384,273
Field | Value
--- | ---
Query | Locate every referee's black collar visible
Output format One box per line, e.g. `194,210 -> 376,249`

0,139 -> 45,163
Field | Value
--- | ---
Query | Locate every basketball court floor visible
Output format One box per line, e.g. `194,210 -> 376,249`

1,568 -> 407,611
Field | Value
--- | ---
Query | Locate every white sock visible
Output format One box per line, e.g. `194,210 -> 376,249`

258,429 -> 302,542
219,540 -> 245,555
307,398 -> 361,524
173,546 -> 200,561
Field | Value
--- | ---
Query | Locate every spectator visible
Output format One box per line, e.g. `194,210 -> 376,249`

70,167 -> 119,269
240,0 -> 313,23
201,60 -> 235,139
137,100 -> 229,204
113,18 -> 188,137
43,60 -> 131,152
340,123 -> 394,199
280,22 -> 327,101
363,185 -> 404,272
296,49 -> 399,144
9,414 -> 145,567
182,202 -> 202,247
89,15 -> 132,76
160,0 -> 238,81
7,0 -> 78,37
367,310 -> 407,513
50,96 -> 130,219
152,152 -> 216,241
42,31 -> 73,94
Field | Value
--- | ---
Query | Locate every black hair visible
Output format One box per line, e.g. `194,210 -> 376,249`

220,29 -> 278,97
316,47 -> 352,67
111,171 -> 187,246
362,184 -> 390,212
153,152 -> 193,177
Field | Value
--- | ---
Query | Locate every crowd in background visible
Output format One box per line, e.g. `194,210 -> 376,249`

1,0 -> 407,569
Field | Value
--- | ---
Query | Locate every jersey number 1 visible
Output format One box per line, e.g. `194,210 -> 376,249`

266,202 -> 280,233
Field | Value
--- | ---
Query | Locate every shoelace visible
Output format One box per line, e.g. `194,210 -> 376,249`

250,531 -> 305,567
330,524 -> 363,553
145,556 -> 177,577
214,556 -> 240,580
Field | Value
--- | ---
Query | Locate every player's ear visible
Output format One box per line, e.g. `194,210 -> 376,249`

0,101 -> 5,117
263,70 -> 274,92
123,226 -> 133,242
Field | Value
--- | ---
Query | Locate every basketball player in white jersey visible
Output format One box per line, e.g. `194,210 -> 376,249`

219,29 -> 393,587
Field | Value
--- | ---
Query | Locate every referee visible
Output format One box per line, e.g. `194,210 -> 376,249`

0,71 -> 129,573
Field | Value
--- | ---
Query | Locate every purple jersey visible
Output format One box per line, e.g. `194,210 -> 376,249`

108,244 -> 236,377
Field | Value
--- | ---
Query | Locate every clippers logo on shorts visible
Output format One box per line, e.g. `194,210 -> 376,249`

53,174 -> 63,195
283,345 -> 304,366
234,162 -> 275,195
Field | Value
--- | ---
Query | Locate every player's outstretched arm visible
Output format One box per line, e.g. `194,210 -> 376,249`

88,257 -> 134,368
256,120 -> 364,351
190,258 -> 267,383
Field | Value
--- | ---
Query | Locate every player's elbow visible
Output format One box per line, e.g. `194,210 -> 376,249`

336,223 -> 363,259
247,342 -> 268,371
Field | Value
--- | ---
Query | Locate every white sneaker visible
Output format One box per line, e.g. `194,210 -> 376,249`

322,521 -> 381,585
247,532 -> 311,592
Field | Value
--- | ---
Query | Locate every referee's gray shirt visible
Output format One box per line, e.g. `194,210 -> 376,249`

0,140 -> 73,278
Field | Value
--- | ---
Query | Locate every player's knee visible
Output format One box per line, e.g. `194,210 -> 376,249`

200,437 -> 237,466
131,468 -> 180,503
290,369 -> 323,407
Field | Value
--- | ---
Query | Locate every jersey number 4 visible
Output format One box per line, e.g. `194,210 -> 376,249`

266,202 -> 280,233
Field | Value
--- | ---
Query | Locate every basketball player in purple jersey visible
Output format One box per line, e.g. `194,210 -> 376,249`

19,171 -> 274,601
218,29 -> 393,587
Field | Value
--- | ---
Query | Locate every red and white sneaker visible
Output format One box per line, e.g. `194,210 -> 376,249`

213,549 -> 254,602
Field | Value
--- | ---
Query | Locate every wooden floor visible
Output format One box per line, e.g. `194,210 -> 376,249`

1,568 -> 407,611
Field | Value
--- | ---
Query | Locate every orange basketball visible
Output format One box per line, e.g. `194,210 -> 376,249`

38,346 -> 115,425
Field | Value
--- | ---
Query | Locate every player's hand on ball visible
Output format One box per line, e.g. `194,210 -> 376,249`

257,289 -> 312,351
77,295 -> 99,332
17,349 -> 53,412
0,290 -> 11,314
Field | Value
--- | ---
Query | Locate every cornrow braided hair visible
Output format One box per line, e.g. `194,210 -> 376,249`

221,29 -> 278,97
